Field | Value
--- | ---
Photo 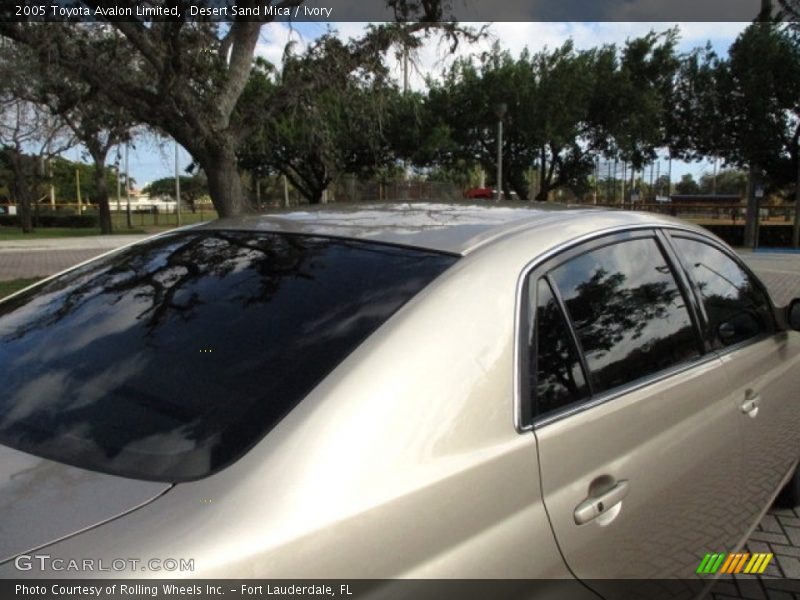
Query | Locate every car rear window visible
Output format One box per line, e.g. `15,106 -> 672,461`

0,231 -> 457,482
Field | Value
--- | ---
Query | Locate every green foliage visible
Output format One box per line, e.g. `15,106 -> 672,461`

0,214 -> 98,227
417,33 -> 679,201
723,23 -> 800,177
609,30 -> 681,170
49,157 -> 119,203
675,174 -> 701,195
675,23 -> 800,190
699,169 -> 748,195
239,39 -> 400,204
143,175 -> 209,211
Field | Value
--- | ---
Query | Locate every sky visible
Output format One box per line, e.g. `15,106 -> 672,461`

112,21 -> 751,190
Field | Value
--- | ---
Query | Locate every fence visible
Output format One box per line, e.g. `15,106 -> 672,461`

0,202 -> 218,229
257,178 -> 464,207
595,203 -> 796,224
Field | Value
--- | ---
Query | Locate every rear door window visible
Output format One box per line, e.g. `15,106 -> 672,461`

528,277 -> 590,417
548,236 -> 700,395
0,231 -> 457,482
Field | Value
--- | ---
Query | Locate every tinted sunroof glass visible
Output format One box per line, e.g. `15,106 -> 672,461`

0,231 -> 457,482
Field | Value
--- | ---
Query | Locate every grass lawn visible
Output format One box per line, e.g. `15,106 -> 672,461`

0,209 -> 218,241
0,278 -> 42,299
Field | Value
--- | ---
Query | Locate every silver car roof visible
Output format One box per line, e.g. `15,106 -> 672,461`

195,202 -> 697,255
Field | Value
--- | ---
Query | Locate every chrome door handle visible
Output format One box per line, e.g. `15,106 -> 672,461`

574,480 -> 629,525
741,390 -> 760,418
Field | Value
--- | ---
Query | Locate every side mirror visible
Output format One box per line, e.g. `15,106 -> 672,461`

789,300 -> 800,331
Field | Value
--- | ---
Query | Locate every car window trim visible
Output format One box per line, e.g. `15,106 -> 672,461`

527,275 -> 595,420
514,224 -> 711,432
654,229 -> 709,354
532,352 -> 723,428
543,273 -> 595,398
514,226 -> 649,432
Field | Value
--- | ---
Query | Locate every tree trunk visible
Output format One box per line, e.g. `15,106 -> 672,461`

91,152 -> 113,234
199,144 -> 247,217
535,185 -> 550,202
10,151 -> 34,234
310,188 -> 324,205
744,165 -> 760,249
794,142 -> 800,248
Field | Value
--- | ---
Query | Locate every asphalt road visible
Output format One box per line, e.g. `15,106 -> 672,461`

0,234 -> 150,282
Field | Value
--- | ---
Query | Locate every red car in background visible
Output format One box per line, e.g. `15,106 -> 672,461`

464,187 -> 494,199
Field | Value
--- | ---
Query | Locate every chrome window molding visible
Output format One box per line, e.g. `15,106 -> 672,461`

532,352 -> 722,429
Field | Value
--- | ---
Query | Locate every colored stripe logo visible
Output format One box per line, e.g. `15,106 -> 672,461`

697,552 -> 773,574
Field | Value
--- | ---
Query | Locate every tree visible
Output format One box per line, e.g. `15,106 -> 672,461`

674,16 -> 800,246
0,99 -> 72,232
144,175 -> 209,213
601,30 -> 680,197
239,40 -> 398,204
1,2 -> 477,217
0,15 -> 270,217
422,32 -> 678,202
675,174 -> 700,195
426,42 -> 602,201
699,169 -> 748,196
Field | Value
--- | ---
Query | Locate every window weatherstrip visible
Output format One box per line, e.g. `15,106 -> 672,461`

654,229 -> 709,356
532,351 -> 721,428
545,274 -> 594,398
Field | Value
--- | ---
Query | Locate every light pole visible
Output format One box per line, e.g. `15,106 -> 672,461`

115,147 -> 121,212
174,140 -> 182,227
125,143 -> 132,229
495,102 -> 507,201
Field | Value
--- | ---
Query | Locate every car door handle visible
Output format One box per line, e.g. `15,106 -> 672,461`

574,480 -> 629,525
741,390 -> 760,418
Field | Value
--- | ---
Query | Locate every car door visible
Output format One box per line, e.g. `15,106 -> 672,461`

520,231 -> 748,596
668,233 -> 800,523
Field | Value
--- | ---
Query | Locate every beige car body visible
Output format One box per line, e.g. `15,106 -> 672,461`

2,203 -> 799,586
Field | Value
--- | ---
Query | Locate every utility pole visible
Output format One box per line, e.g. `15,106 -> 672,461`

75,166 -> 81,213
612,157 -> 618,203
667,154 -> 673,198
46,131 -> 55,207
116,148 -> 121,212
125,143 -> 132,229
48,158 -> 55,207
655,161 -> 660,198
630,165 -> 635,205
621,162 -> 627,205
712,156 -> 718,195
495,103 -> 507,201
174,140 -> 181,227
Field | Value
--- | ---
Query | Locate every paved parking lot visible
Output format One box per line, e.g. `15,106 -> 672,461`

711,250 -> 800,599
1,237 -> 800,595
